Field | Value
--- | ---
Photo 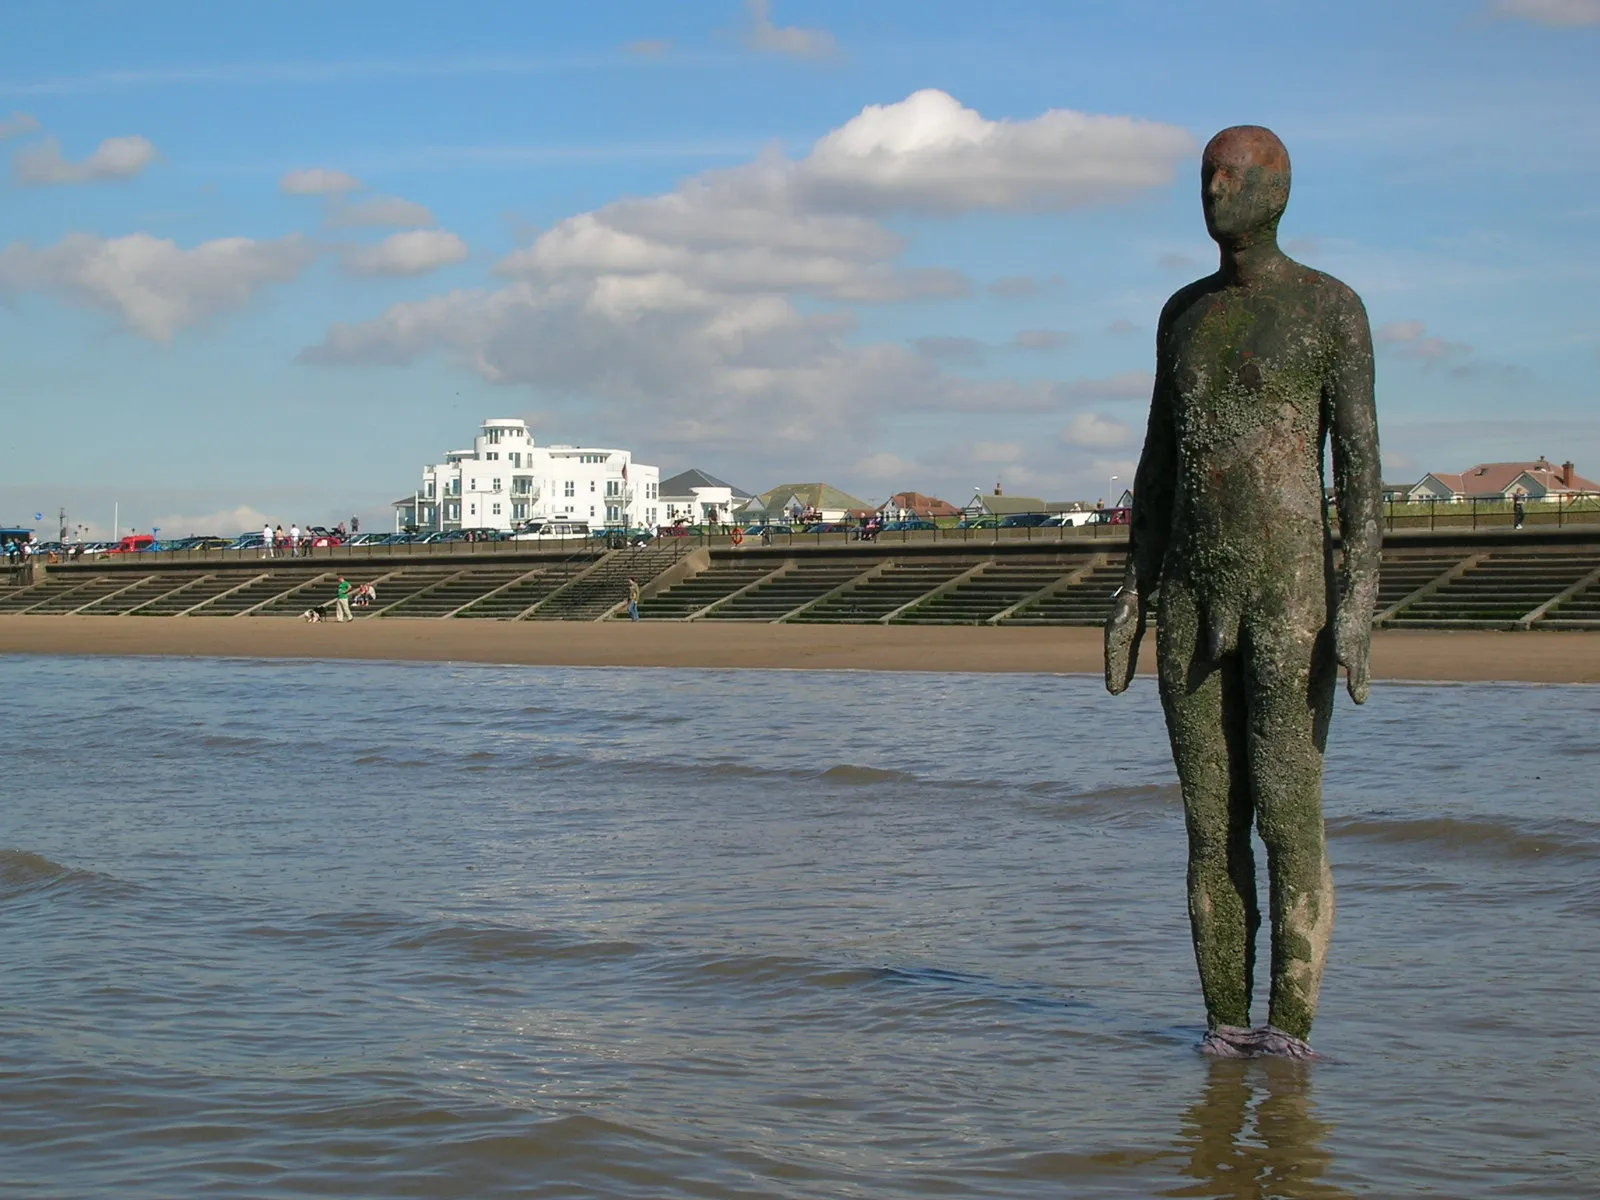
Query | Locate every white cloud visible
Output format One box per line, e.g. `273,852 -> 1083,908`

1062,412 -> 1136,450
972,441 -> 1024,464
13,134 -> 157,185
1375,319 -> 1469,361
1490,0 -> 1600,24
1013,328 -> 1073,351
852,451 -> 921,482
329,194 -> 437,228
0,111 -> 39,140
798,89 -> 1195,214
744,0 -> 837,59
0,233 -> 314,341
913,335 -> 986,363
281,167 -> 362,195
344,230 -> 469,276
303,92 -> 1185,450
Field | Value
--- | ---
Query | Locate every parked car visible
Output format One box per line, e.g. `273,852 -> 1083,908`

168,535 -> 233,551
881,519 -> 938,532
346,532 -> 389,546
999,513 -> 1053,528
802,522 -> 853,534
511,519 -> 592,541
956,516 -> 999,530
109,533 -> 157,554
1040,512 -> 1095,527
1086,507 -> 1132,526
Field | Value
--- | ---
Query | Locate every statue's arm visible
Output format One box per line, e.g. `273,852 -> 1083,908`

1327,289 -> 1382,704
1105,308 -> 1177,694
1127,311 -> 1179,594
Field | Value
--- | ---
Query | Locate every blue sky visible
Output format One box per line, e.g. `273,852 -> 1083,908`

1,0 -> 1595,535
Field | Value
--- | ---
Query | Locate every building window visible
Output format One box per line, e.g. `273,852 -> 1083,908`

513,502 -> 527,519
589,506 -> 596,518
492,503 -> 501,516
589,480 -> 596,493
486,452 -> 498,461
469,504 -> 476,516
605,480 -> 620,497
425,481 -> 435,498
469,479 -> 476,491
511,453 -> 521,468
606,505 -> 621,523
492,478 -> 501,491
564,481 -> 575,497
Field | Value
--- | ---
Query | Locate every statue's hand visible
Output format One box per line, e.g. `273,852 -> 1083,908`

1105,588 -> 1145,695
1335,603 -> 1372,705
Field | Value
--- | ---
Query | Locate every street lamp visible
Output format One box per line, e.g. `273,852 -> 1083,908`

1108,475 -> 1119,506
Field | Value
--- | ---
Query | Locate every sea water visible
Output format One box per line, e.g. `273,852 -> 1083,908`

1,655 -> 1596,1198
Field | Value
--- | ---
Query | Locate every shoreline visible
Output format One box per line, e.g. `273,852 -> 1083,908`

1,615 -> 1597,682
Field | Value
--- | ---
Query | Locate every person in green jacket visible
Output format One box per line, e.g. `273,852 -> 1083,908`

335,576 -> 353,623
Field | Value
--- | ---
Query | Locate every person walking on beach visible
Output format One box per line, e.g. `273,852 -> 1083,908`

627,577 -> 641,621
334,576 -> 353,623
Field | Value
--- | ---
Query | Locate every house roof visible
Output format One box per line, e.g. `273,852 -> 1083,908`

1417,459 -> 1598,497
968,494 -> 1048,515
879,491 -> 961,517
659,468 -> 752,499
755,482 -> 869,512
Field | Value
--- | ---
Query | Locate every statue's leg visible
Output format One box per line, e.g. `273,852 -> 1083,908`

1157,580 -> 1258,1032
1243,616 -> 1338,1042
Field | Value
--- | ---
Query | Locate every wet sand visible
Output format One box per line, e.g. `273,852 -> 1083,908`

0,614 -> 1596,682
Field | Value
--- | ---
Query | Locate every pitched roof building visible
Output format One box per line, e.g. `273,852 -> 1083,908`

748,482 -> 870,521
659,468 -> 752,500
878,491 -> 960,520
1408,458 -> 1597,501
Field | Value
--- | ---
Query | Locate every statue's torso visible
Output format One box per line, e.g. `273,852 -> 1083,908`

1163,266 -> 1345,600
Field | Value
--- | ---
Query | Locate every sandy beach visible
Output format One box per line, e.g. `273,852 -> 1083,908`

0,614 -> 1595,682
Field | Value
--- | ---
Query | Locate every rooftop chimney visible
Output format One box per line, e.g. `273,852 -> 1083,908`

994,480 -> 1003,496
1563,460 -> 1576,487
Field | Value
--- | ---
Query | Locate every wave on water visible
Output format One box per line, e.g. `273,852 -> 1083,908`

241,909 -> 646,966
816,764 -> 917,785
1328,813 -> 1600,862
0,848 -> 128,902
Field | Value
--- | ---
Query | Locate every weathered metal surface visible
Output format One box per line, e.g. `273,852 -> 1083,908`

1106,126 -> 1382,1052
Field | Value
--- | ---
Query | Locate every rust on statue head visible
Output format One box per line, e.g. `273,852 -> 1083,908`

1201,125 -> 1292,248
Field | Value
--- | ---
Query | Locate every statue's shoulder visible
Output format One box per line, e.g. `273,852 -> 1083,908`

1158,272 -> 1224,328
1288,260 -> 1368,319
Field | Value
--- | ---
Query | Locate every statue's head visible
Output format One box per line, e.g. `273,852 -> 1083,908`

1201,126 -> 1291,247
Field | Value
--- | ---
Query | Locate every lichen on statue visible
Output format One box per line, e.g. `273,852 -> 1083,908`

1105,124 -> 1381,1058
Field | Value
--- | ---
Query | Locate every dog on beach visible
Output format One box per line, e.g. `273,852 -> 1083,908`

301,601 -> 336,623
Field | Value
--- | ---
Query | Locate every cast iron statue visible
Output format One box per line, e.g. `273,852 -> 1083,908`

1106,125 -> 1381,1058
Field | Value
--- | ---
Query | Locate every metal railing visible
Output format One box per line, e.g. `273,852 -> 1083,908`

1378,493 -> 1600,532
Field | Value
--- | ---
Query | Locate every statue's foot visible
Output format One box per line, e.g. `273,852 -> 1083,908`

1199,1025 -> 1259,1058
1252,1025 -> 1319,1060
1198,1025 -> 1320,1060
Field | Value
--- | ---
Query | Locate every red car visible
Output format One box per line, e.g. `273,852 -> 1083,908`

110,533 -> 156,554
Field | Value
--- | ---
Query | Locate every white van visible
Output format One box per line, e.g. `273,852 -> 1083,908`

511,519 -> 592,541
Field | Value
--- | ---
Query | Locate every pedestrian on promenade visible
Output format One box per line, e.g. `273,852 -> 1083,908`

351,515 -> 360,534
627,577 -> 641,621
334,576 -> 353,623
1513,491 -> 1527,530
289,523 -> 300,556
262,521 -> 274,559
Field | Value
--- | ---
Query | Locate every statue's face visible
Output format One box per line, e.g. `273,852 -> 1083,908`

1201,127 -> 1290,245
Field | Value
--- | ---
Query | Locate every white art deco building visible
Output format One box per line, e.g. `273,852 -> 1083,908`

392,418 -> 661,533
